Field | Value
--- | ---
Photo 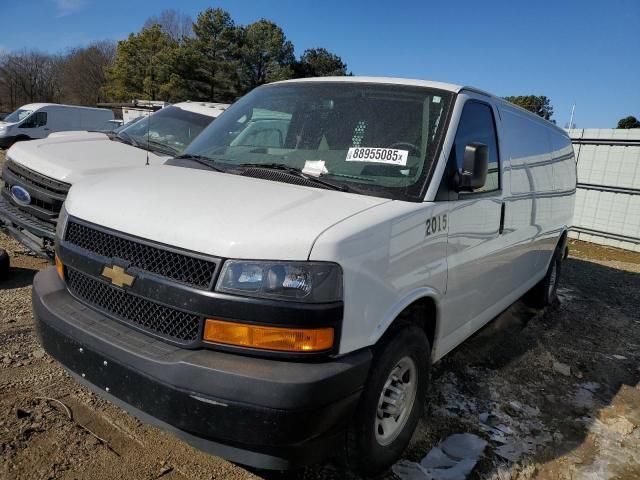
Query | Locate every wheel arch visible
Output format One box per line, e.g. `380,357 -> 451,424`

559,228 -> 569,260
371,289 -> 440,357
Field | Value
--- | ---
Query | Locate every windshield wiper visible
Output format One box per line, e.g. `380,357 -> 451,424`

173,154 -> 225,172
146,139 -> 180,156
325,172 -> 377,183
239,163 -> 352,192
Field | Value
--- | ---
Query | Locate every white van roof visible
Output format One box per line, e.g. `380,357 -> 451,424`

173,101 -> 230,118
17,103 -> 58,110
275,76 -> 467,93
276,76 -> 565,134
18,103 -> 112,112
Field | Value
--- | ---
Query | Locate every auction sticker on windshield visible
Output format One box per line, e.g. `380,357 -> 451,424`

346,147 -> 408,166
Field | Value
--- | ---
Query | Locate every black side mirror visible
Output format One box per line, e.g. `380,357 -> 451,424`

455,142 -> 488,192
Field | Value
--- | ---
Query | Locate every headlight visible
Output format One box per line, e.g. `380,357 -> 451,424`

216,260 -> 342,302
55,204 -> 69,240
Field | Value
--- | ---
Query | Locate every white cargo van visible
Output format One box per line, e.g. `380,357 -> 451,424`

0,104 -> 114,148
0,102 -> 229,258
33,78 -> 576,474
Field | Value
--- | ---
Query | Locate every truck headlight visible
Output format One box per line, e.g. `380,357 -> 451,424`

216,260 -> 342,302
55,204 -> 69,240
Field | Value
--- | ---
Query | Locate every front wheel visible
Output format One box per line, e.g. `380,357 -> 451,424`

346,326 -> 430,476
9,135 -> 30,148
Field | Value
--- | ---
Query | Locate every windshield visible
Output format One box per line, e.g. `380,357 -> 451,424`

4,108 -> 33,123
184,82 -> 453,200
117,106 -> 214,155
113,116 -> 143,134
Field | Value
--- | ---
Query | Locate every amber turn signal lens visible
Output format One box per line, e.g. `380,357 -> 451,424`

54,254 -> 64,281
203,319 -> 334,352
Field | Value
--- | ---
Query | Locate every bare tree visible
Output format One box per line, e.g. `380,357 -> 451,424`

59,40 -> 116,105
0,50 -> 64,110
143,9 -> 193,42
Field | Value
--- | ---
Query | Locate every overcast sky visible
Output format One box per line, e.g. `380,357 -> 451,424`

2,0 -> 639,128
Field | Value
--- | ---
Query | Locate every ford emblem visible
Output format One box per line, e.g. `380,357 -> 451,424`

10,185 -> 31,206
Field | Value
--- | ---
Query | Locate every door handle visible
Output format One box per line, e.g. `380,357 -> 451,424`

499,203 -> 505,234
43,128 -> 50,131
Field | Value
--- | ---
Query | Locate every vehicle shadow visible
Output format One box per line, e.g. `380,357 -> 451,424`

266,256 -> 640,479
0,266 -> 38,290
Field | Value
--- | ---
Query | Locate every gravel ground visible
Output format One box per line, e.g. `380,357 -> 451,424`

1,148 -> 639,479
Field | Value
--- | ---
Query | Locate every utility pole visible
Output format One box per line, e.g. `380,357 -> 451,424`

568,104 -> 576,130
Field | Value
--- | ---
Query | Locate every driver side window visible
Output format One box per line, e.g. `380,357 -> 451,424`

452,102 -> 500,192
20,112 -> 47,129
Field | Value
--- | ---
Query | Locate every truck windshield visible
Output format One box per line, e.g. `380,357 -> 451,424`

183,82 -> 453,200
4,108 -> 33,123
117,106 -> 214,156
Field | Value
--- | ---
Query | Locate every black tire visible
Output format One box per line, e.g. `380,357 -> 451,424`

346,325 -> 430,476
9,135 -> 29,147
525,247 -> 562,308
0,249 -> 9,281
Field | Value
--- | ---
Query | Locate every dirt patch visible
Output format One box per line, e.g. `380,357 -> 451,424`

569,238 -> 640,267
1,233 -> 640,479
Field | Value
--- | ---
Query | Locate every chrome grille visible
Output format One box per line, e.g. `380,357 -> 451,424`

1,159 -> 69,218
6,159 -> 70,197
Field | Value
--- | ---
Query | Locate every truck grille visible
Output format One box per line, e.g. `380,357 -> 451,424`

65,221 -> 219,289
66,268 -> 201,344
1,159 -> 70,226
5,159 -> 70,197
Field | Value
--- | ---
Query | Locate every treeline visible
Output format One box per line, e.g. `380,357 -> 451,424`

0,41 -> 115,110
0,8 -> 348,111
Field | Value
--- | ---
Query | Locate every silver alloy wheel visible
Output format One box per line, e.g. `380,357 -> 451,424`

375,356 -> 418,446
548,261 -> 558,298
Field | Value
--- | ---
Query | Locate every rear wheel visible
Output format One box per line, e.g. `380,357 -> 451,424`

346,325 -> 430,476
525,247 -> 562,308
0,249 -> 9,281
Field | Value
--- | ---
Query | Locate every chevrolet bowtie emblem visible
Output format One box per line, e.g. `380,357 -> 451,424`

101,265 -> 135,288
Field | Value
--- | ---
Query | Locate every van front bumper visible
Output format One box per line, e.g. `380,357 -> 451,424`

33,267 -> 371,469
0,196 -> 56,259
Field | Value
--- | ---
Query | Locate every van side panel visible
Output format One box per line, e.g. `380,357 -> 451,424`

433,101 -> 575,360
550,129 -> 577,240
42,106 -> 61,133
500,106 -> 559,275
40,106 -> 114,133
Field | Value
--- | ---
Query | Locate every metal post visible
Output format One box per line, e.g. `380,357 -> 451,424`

568,104 -> 575,130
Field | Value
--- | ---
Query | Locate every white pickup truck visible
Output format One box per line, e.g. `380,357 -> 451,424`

0,102 -> 228,258
33,77 -> 576,474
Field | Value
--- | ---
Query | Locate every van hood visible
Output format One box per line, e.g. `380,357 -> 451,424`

8,134 -> 167,184
65,166 -> 391,260
47,130 -> 107,139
